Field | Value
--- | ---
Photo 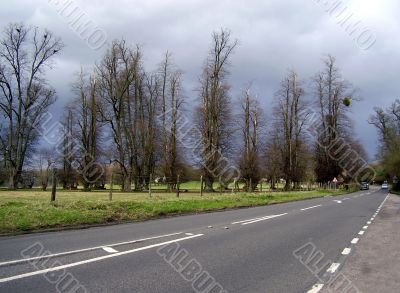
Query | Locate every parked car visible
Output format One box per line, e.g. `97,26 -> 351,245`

382,181 -> 388,189
360,182 -> 369,190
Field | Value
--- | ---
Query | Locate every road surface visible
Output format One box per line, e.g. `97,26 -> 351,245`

0,188 -> 387,293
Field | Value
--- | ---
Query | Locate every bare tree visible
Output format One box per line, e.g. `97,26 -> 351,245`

58,106 -> 77,189
313,55 -> 355,183
37,147 -> 55,191
369,100 -> 400,178
238,88 -> 263,191
97,40 -> 162,191
72,69 -> 102,190
159,51 -> 171,178
96,40 -> 136,191
157,53 -> 185,188
196,29 -> 237,191
273,70 -> 309,190
265,134 -> 283,189
166,69 -> 184,188
0,23 -> 63,189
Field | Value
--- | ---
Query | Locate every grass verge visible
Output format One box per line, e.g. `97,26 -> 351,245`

0,189 -> 351,235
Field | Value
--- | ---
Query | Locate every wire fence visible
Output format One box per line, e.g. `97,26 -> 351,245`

105,175 -> 357,197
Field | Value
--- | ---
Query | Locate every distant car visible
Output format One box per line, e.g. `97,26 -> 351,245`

360,182 -> 369,190
382,181 -> 388,189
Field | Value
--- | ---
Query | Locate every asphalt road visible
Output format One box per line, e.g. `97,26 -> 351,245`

0,188 -> 387,293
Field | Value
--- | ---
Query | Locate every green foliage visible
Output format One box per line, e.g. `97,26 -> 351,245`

343,97 -> 351,107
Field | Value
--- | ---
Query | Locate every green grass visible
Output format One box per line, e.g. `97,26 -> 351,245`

0,188 -> 350,234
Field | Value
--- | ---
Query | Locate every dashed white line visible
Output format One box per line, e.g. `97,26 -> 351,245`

0,233 -> 204,283
301,205 -> 322,211
342,248 -> 351,255
307,283 -> 324,293
367,221 -> 371,224
363,226 -> 368,230
358,231 -> 365,235
241,213 -> 288,225
327,263 -> 340,273
351,238 -> 359,244
232,213 -> 287,225
102,247 -> 118,253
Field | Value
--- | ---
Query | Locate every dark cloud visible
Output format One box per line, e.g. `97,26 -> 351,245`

1,0 -> 398,159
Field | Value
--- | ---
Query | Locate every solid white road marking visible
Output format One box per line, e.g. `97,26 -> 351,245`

351,238 -> 359,244
342,248 -> 351,255
307,283 -> 324,293
327,263 -> 340,273
0,233 -> 204,283
358,231 -> 365,235
102,247 -> 118,253
0,232 -> 183,267
241,213 -> 288,225
300,205 -> 322,211
185,233 -> 194,236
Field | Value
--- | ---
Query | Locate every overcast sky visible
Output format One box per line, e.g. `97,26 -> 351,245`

1,0 -> 399,159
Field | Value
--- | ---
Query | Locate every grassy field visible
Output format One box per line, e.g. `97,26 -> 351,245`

0,188 -> 350,235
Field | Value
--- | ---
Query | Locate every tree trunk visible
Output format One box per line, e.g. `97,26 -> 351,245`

9,172 -> 18,189
204,176 -> 214,192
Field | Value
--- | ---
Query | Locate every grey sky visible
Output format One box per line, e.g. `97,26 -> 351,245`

1,0 -> 399,159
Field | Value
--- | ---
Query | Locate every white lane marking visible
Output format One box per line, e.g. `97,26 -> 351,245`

334,200 -> 342,204
363,226 -> 368,230
0,233 -> 203,283
241,213 -> 288,225
351,238 -> 359,244
358,231 -> 365,235
185,233 -> 194,236
307,283 -> 324,293
342,248 -> 351,255
327,263 -> 340,273
0,232 -> 183,267
342,198 -> 350,201
367,221 -> 371,225
232,213 -> 287,225
232,216 -> 267,225
301,205 -> 322,211
102,247 -> 118,253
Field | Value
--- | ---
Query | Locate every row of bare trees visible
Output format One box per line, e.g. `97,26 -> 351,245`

0,23 -> 368,191
57,41 -> 185,191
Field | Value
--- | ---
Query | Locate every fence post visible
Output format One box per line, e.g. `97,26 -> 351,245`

149,174 -> 152,198
109,171 -> 114,201
200,175 -> 203,197
51,168 -> 57,202
176,175 -> 180,198
219,176 -> 222,195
